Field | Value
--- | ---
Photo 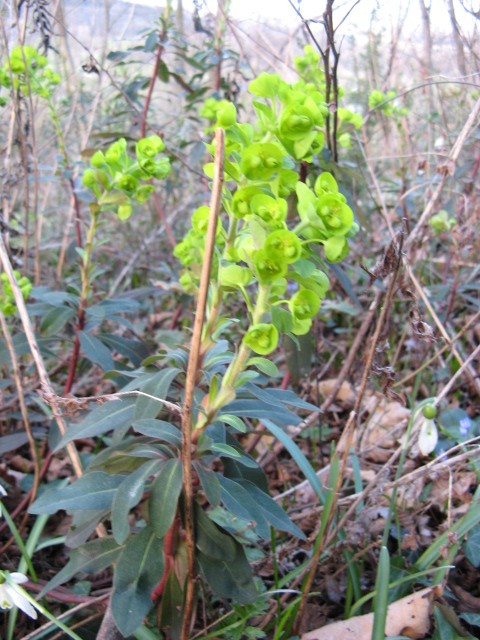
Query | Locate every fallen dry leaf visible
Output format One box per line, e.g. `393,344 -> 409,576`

318,379 -> 356,410
301,586 -> 439,639
360,397 -> 411,462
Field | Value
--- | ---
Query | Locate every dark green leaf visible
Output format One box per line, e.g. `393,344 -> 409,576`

245,384 -> 318,411
150,459 -> 183,538
99,334 -> 150,367
134,368 -> 180,420
39,537 -> 121,597
40,306 -> 75,337
78,331 -> 115,371
218,475 -> 270,539
30,472 -> 124,514
132,418 -> 182,447
112,460 -> 165,544
112,526 -> 165,636
194,503 -> 236,561
464,524 -> 480,567
262,418 -> 323,499
223,399 -> 300,426
158,569 -> 183,638
238,480 -> 305,539
193,462 -> 221,507
222,457 -> 268,492
157,59 -> 170,82
55,399 -> 135,450
197,540 -> 257,604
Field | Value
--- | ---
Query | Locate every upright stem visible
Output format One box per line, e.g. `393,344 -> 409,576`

64,209 -> 100,394
180,128 -> 224,640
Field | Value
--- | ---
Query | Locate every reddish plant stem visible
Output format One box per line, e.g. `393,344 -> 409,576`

153,192 -> 176,249
140,41 -> 164,138
63,307 -> 85,394
151,517 -> 178,602
24,580 -> 101,604
69,176 -> 83,248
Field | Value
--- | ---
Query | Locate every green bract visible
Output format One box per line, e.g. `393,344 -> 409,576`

316,193 -> 354,236
250,194 -> 287,227
135,185 -> 155,203
241,143 -> 283,180
264,230 -> 302,264
232,186 -> 264,218
252,249 -> 287,284
219,265 -> 252,288
136,135 -> 165,158
243,323 -> 279,355
216,101 -> 237,127
323,236 -> 349,263
248,72 -> 282,98
279,100 -> 322,141
105,138 -> 127,165
314,172 -> 339,195
289,289 -> 321,320
117,174 -> 139,193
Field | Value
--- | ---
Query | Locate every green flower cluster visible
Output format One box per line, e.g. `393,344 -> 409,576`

175,47 -> 361,356
0,271 -> 32,316
82,136 -> 170,220
0,46 -> 60,105
368,89 -> 407,119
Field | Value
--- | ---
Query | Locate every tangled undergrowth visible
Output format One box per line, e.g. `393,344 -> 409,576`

0,1 -> 479,639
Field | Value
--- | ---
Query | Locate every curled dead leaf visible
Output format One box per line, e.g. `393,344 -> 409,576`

301,586 -> 441,639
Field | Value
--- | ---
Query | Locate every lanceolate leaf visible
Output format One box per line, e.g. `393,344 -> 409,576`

39,537 -> 122,597
78,330 -> 115,371
238,480 -> 305,539
193,462 -> 221,507
30,472 -> 124,514
245,383 -> 318,411
150,458 -> 183,538
112,460 -> 165,544
112,526 -> 165,636
194,503 -> 236,561
134,367 -> 180,420
262,418 -> 323,499
217,475 -> 270,539
54,399 -> 136,450
132,418 -> 182,447
197,539 -> 257,604
223,399 -> 300,426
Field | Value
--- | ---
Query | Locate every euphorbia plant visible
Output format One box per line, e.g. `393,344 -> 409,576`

30,48 -> 361,638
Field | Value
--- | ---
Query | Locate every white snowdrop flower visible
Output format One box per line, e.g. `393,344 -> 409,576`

0,571 -> 37,619
418,418 -> 438,456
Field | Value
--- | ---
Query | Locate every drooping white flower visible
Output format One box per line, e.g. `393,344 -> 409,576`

418,418 -> 438,456
0,571 -> 37,619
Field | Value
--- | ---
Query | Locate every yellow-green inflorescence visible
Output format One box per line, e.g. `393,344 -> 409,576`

177,46 -> 361,430
0,46 -> 60,105
0,272 -> 32,316
82,135 -> 171,220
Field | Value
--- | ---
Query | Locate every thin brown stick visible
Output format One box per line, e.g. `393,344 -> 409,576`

394,309 -> 480,387
293,238 -> 403,632
0,234 -> 83,477
405,96 -> 480,250
180,128 -> 225,640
